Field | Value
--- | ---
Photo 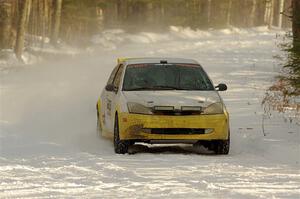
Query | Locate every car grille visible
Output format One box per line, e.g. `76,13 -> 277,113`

149,128 -> 205,135
152,110 -> 201,116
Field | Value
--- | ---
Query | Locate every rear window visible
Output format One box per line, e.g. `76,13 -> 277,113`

123,64 -> 214,91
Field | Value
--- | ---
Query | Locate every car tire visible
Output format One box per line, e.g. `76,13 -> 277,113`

114,114 -> 129,154
214,131 -> 230,155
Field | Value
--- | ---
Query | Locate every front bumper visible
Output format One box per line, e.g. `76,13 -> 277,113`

118,113 -> 229,141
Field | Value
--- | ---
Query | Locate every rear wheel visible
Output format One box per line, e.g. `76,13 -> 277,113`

114,114 -> 130,154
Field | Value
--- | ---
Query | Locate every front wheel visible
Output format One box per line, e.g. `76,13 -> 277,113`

114,114 -> 130,154
213,132 -> 230,155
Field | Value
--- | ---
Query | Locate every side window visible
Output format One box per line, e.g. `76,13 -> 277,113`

107,66 -> 118,85
113,64 -> 124,89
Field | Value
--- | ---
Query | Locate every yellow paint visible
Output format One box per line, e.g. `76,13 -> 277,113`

97,99 -> 229,141
118,113 -> 229,140
117,57 -> 131,64
97,99 -> 101,112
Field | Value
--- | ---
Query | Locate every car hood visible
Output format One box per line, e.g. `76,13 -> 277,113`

122,90 -> 221,109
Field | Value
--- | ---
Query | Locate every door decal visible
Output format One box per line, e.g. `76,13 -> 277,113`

107,99 -> 112,116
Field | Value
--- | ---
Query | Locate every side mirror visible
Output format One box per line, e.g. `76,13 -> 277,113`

105,84 -> 117,92
215,83 -> 227,91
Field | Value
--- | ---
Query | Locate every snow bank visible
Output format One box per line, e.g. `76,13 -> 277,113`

0,43 -> 81,75
90,26 -> 285,51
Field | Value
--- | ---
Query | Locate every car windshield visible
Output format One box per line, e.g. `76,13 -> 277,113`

123,64 -> 215,91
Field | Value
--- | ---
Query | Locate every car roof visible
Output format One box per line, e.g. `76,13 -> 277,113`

118,57 -> 199,65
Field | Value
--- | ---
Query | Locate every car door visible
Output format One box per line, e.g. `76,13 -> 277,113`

105,64 -> 124,133
102,66 -> 118,132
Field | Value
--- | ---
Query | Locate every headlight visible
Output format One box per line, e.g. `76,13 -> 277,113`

127,102 -> 153,115
203,102 -> 224,114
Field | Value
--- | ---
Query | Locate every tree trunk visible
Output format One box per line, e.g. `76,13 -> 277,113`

264,0 -> 271,25
250,0 -> 257,26
41,0 -> 49,45
50,0 -> 62,46
15,0 -> 31,61
270,0 -> 275,27
226,0 -> 232,27
160,1 -> 165,19
146,2 -> 154,24
282,0 -> 292,28
207,0 -> 211,24
0,0 -> 12,49
293,0 -> 300,42
278,0 -> 285,28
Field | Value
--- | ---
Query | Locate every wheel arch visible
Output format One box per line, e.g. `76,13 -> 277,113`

114,111 -> 119,124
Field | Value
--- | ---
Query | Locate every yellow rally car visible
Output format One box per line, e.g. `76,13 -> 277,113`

96,58 -> 230,154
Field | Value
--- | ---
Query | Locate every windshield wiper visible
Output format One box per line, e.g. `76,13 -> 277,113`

151,85 -> 184,90
125,86 -> 160,91
125,85 -> 187,91
124,85 -> 184,91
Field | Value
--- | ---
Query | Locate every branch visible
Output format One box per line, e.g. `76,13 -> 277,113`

280,12 -> 293,19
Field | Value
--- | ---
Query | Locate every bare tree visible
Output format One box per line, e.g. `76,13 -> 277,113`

264,0 -> 270,24
278,0 -> 285,28
264,0 -> 274,27
50,0 -> 62,46
250,0 -> 257,26
227,0 -> 232,26
15,0 -> 31,61
146,2 -> 154,24
0,0 -> 12,49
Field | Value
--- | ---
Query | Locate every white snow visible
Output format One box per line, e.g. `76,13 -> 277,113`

0,26 -> 299,198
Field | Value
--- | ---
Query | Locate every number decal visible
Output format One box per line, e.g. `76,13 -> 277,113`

107,99 -> 112,116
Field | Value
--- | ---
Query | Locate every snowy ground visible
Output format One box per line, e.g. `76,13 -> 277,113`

0,27 -> 299,198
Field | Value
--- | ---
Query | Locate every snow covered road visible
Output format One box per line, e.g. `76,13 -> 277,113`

0,27 -> 299,198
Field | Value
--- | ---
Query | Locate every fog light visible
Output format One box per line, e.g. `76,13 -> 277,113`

181,106 -> 202,111
204,128 -> 213,134
154,106 -> 174,111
